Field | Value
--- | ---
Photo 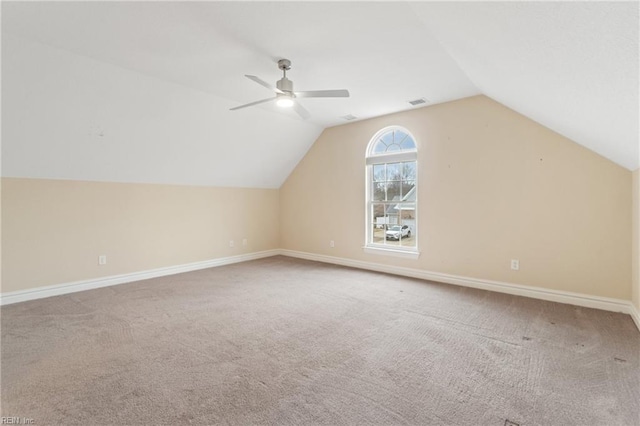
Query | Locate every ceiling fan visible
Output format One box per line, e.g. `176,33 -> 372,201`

230,59 -> 350,119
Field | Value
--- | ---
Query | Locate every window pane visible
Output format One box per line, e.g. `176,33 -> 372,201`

386,163 -> 401,180
399,206 -> 416,247
381,132 -> 394,145
373,164 -> 385,182
386,143 -> 401,152
402,161 -> 416,180
385,182 -> 401,201
397,203 -> 415,220
401,161 -> 416,199
372,203 -> 386,220
401,180 -> 416,198
394,130 -> 408,144
372,203 -> 386,244
386,206 -> 398,225
401,137 -> 416,150
386,209 -> 399,226
399,229 -> 416,247
372,181 -> 386,201
373,141 -> 387,154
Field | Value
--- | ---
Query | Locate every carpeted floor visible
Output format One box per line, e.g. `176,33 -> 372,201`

1,256 -> 639,425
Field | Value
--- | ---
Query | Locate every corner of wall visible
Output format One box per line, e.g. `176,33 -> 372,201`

632,169 -> 639,311
275,187 -> 282,250
0,178 -> 3,293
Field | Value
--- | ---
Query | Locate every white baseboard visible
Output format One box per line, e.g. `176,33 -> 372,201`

280,249 -> 640,331
3,248 -> 639,334
630,304 -> 640,331
0,250 -> 280,306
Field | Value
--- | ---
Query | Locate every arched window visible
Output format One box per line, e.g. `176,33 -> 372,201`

365,126 -> 418,257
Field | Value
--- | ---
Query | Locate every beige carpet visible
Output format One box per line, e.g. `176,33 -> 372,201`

1,256 -> 639,425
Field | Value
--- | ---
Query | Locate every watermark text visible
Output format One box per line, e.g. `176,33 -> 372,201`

1,417 -> 35,425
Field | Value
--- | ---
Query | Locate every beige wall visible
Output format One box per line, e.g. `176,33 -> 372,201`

1,178 -> 280,293
280,95 -> 632,300
1,96 -> 634,303
633,169 -> 639,310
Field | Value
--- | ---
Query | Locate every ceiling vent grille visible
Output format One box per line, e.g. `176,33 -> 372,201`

408,98 -> 428,106
342,114 -> 358,121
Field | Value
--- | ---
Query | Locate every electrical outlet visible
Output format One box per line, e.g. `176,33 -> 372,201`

242,239 -> 247,246
511,259 -> 520,270
98,255 -> 107,265
229,240 -> 235,248
330,240 -> 335,248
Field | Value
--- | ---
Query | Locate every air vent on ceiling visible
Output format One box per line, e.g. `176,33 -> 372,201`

342,114 -> 358,121
408,98 -> 429,106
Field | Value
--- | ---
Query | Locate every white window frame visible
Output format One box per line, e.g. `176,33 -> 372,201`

364,126 -> 419,259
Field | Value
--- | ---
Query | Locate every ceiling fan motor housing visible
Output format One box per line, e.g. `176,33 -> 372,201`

277,77 -> 293,93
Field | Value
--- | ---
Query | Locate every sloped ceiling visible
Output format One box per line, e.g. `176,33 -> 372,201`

410,1 -> 639,171
2,2 -> 637,189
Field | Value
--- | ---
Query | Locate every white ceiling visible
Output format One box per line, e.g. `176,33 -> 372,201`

2,1 -> 638,188
1,2 -> 478,126
410,1 -> 639,171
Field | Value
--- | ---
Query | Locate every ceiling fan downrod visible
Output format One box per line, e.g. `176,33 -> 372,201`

277,59 -> 293,93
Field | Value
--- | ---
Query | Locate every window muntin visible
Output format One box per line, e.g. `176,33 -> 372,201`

371,130 -> 416,154
366,127 -> 417,252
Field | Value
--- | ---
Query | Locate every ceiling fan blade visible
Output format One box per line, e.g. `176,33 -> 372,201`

229,97 -> 277,111
295,89 -> 350,98
245,75 -> 284,94
292,101 -> 310,120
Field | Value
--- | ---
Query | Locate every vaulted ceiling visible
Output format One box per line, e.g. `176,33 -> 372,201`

2,2 -> 638,188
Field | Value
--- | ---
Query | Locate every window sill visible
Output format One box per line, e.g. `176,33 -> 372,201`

362,246 -> 420,260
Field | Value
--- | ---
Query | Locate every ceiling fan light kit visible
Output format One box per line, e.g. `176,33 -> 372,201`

230,58 -> 350,119
276,94 -> 294,108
